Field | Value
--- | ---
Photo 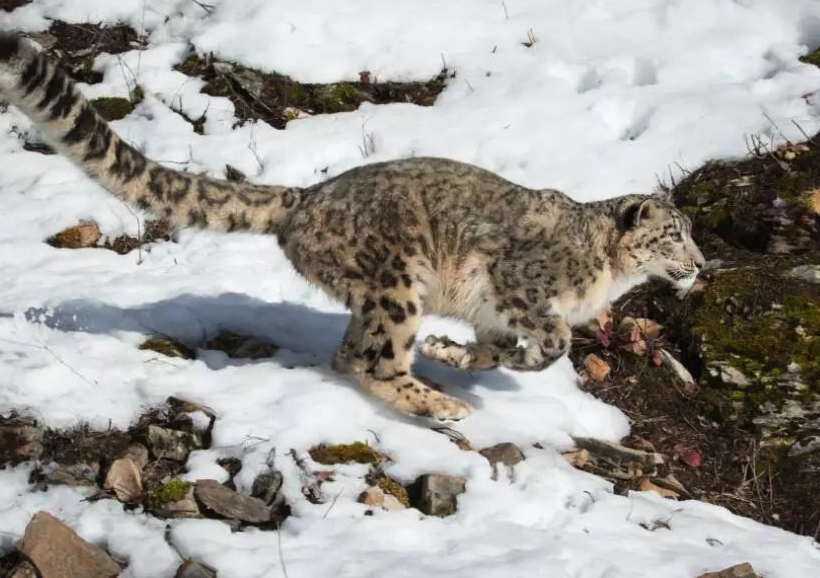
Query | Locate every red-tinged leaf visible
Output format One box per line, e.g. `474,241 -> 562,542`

359,70 -> 372,84
595,329 -> 611,347
681,449 -> 702,468
683,381 -> 697,396
652,349 -> 663,366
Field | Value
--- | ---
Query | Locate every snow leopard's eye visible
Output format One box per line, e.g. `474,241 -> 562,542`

670,232 -> 683,243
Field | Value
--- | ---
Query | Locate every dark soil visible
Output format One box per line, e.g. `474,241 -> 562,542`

0,0 -> 29,12
175,53 -> 451,129
572,133 -> 820,538
39,21 -> 144,85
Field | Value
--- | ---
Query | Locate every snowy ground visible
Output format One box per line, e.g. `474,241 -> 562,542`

1,1 -> 820,577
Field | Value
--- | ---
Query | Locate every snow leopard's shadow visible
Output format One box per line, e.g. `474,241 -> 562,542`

23,292 -> 519,394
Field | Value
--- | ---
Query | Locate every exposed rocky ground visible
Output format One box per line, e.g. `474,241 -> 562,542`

570,122 -> 820,537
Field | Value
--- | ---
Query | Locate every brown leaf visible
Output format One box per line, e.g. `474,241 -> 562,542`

584,353 -> 611,382
634,317 -> 663,340
681,449 -> 702,468
638,478 -> 679,499
809,188 -> 820,215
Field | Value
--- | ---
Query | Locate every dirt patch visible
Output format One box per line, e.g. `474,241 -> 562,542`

175,53 -> 451,129
573,134 -> 820,538
28,21 -> 145,85
0,0 -> 29,12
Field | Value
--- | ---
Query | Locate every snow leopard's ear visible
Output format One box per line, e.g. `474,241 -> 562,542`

654,187 -> 674,204
620,197 -> 655,230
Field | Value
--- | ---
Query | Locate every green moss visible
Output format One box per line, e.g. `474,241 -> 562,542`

138,337 -> 195,360
693,268 -> 820,416
49,227 -> 83,248
90,96 -> 135,121
309,442 -> 383,465
376,476 -> 410,507
147,478 -> 192,508
800,47 -> 820,68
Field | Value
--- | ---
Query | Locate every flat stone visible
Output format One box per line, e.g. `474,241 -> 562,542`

18,511 -> 120,578
411,474 -> 466,517
103,457 -> 143,502
0,416 -> 44,465
195,479 -> 272,524
40,463 -> 97,487
125,443 -> 150,469
698,562 -> 758,578
175,560 -> 217,578
359,486 -> 407,511
789,265 -> 820,284
152,486 -> 202,519
146,425 -> 202,462
572,436 -> 664,475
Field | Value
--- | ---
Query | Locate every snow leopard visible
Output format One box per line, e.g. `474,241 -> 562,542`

0,34 -> 704,421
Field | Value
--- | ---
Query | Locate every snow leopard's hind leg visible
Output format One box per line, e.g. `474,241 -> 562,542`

334,289 -> 473,421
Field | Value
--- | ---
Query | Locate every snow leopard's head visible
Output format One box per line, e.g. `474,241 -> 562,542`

616,196 -> 705,290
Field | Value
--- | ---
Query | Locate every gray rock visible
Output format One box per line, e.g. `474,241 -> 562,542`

251,471 -> 283,505
412,474 -> 466,517
572,436 -> 665,478
789,265 -> 820,284
0,415 -> 43,465
175,560 -> 217,578
18,511 -> 120,578
125,443 -> 150,469
146,425 -> 202,462
195,479 -> 272,524
40,463 -> 97,487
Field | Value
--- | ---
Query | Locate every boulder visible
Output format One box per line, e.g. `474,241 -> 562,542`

17,511 -> 120,578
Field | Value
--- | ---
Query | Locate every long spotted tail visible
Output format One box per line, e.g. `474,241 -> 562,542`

0,33 -> 302,234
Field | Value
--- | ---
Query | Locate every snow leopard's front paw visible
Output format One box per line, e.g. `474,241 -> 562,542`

421,335 -> 500,371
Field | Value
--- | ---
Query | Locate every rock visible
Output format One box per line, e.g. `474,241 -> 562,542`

410,474 -> 466,517
146,425 -> 202,462
204,330 -> 278,359
103,457 -> 143,502
194,479 -> 273,524
660,350 -> 696,392
224,163 -> 246,182
572,437 -> 665,478
7,561 -> 38,578
789,265 -> 820,284
125,443 -> 150,469
359,487 -> 406,511
39,463 -> 97,487
562,449 -> 591,468
697,562 -> 759,578
251,470 -> 283,505
479,442 -> 526,478
707,362 -> 750,388
47,221 -> 101,249
139,336 -> 195,360
0,415 -> 44,465
217,457 -> 242,479
583,353 -> 611,382
150,483 -> 201,519
175,560 -> 217,578
18,511 -> 120,578
166,397 -> 216,421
